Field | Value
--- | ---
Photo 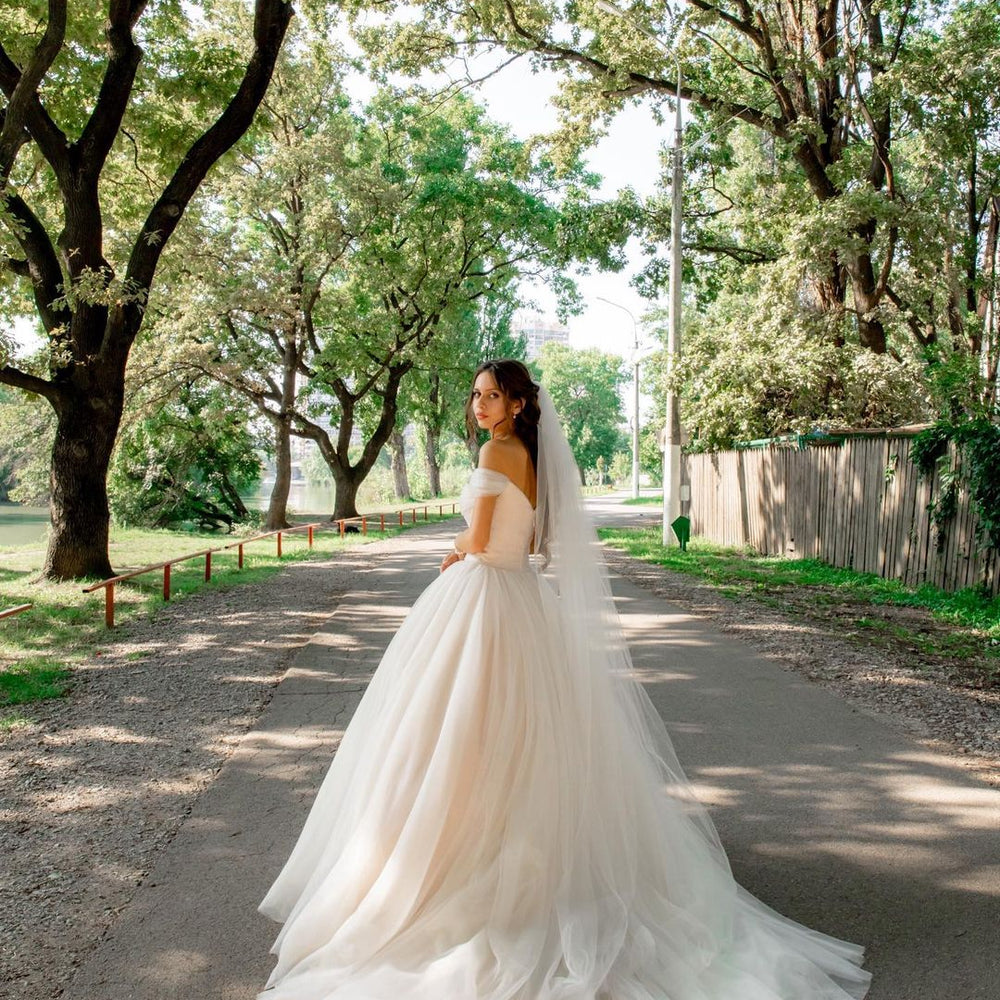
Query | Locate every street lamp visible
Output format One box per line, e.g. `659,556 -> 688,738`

596,0 -> 686,545
596,296 -> 640,499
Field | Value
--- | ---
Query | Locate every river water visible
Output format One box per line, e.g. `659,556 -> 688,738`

0,504 -> 50,549
0,484 -> 344,550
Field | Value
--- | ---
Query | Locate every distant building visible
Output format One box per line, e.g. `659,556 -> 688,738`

513,312 -> 570,360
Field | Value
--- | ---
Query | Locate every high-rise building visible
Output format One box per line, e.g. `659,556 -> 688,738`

513,312 -> 570,360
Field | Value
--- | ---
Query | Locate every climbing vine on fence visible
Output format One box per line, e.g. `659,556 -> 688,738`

912,419 -> 1000,553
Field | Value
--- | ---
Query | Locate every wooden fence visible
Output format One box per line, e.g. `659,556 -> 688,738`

683,434 -> 998,594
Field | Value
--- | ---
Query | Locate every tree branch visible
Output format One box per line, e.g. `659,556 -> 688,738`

0,0 -> 68,182
126,0 -> 293,293
76,1 -> 148,182
0,364 -> 61,404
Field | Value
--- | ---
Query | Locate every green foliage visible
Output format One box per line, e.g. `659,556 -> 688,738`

642,266 -> 929,451
534,342 -> 627,478
108,378 -> 262,531
0,386 -> 54,505
599,525 -> 1000,676
912,418 -> 1000,553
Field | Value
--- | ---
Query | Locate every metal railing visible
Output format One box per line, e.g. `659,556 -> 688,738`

0,603 -> 32,623
81,503 -> 458,628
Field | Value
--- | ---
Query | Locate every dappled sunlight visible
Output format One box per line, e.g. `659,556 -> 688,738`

45,724 -> 170,747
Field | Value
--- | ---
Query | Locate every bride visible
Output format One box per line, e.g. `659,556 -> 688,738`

257,359 -> 872,1000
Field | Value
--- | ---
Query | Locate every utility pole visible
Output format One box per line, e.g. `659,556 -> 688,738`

595,0 -> 686,543
663,61 -> 684,542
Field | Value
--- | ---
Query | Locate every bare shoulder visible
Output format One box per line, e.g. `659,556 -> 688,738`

478,437 -> 529,476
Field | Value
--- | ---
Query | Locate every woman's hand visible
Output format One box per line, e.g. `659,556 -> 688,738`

440,552 -> 463,573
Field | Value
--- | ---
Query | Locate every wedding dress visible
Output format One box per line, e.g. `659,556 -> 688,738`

258,389 -> 872,1000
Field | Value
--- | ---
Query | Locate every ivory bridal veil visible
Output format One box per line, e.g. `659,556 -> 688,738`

257,382 -> 872,1000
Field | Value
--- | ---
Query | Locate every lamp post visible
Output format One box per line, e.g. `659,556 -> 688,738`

596,0 -> 686,544
596,296 -> 640,499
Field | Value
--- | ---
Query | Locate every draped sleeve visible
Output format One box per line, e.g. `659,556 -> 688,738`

458,468 -> 510,524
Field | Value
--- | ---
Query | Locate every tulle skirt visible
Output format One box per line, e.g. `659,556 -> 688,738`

258,556 -> 871,1000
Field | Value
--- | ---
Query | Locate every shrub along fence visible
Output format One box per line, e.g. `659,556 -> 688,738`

683,430 -> 998,594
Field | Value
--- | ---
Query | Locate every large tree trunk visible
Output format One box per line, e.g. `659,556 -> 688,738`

265,415 -> 293,530
330,467 -> 364,521
42,374 -> 124,580
388,427 -> 410,500
423,424 -> 441,496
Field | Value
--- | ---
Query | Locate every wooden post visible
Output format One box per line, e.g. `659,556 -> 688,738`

205,551 -> 212,582
398,510 -> 403,527
238,543 -> 244,569
362,516 -> 367,535
424,505 -> 428,521
277,532 -> 283,557
411,509 -> 416,524
163,563 -> 171,601
308,525 -> 314,547
105,583 -> 114,629
380,513 -> 385,532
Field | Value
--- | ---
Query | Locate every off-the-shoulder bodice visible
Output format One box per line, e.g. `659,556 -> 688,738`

458,468 -> 536,571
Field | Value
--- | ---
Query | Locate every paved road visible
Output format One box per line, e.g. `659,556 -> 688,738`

68,503 -> 1000,1000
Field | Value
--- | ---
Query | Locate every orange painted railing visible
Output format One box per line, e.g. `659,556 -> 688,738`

0,603 -> 32,623
82,502 -> 458,628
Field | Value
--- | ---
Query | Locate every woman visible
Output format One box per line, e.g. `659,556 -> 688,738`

258,359 -> 872,1000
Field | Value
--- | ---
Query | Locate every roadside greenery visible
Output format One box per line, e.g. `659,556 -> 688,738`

0,509 -> 460,722
599,526 -> 1000,681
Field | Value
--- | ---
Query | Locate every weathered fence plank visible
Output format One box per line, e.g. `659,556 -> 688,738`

682,435 -> 995,594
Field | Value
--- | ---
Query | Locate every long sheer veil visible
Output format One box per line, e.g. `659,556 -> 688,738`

533,385 -> 724,848
533,385 -> 870,1000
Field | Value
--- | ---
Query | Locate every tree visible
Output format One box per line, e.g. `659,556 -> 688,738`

0,1 -> 292,578
108,379 -> 261,531
175,63 -> 608,520
371,0 -> 1000,390
535,342 -> 627,481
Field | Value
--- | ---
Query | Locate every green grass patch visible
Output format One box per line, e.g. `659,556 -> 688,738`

598,525 -> 1000,674
622,494 -> 664,506
1,510 -> 459,721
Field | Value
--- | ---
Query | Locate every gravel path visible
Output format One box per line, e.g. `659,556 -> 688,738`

2,524 -> 996,999
0,538 -> 396,1000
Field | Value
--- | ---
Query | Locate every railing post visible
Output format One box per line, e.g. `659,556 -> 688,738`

105,583 -> 115,629
452,503 -> 456,514
308,525 -> 314,547
339,520 -> 345,538
238,543 -> 244,569
205,551 -> 212,582
424,505 -> 428,521
380,513 -> 385,532
411,508 -> 417,524
277,532 -> 283,558
362,516 -> 367,535
398,510 -> 403,527
163,563 -> 171,601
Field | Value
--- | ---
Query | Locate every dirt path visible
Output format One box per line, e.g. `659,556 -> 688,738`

0,537 -> 400,1000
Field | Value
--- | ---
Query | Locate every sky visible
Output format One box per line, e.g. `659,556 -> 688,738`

465,54 -> 670,361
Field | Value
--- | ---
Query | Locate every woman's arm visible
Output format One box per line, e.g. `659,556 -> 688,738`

452,440 -> 507,557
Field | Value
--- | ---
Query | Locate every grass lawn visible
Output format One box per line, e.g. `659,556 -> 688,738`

599,525 -> 1000,684
0,507 -> 459,725
622,494 -> 664,506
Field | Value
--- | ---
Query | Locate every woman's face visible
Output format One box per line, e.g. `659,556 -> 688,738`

472,370 -> 513,437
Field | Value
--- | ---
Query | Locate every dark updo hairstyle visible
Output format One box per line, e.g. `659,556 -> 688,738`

465,359 -> 542,472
